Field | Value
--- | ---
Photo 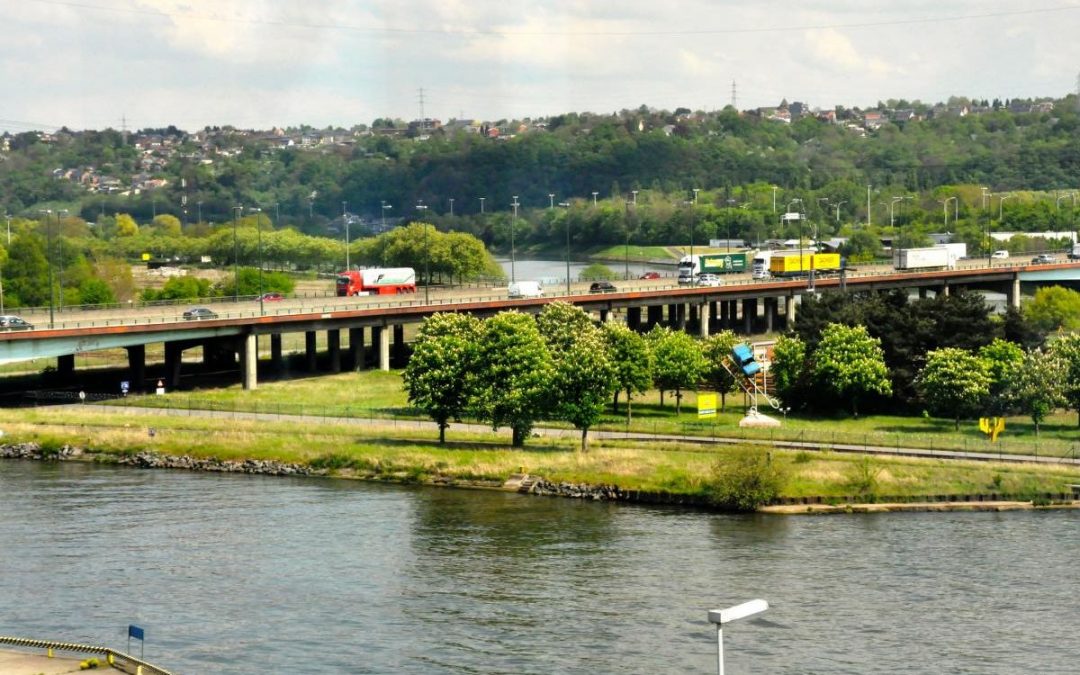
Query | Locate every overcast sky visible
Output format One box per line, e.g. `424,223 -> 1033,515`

3,0 -> 1080,133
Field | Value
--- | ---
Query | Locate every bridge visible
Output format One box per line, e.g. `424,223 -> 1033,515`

1,260 -> 1077,392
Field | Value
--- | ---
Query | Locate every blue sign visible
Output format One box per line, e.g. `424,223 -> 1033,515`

128,625 -> 144,641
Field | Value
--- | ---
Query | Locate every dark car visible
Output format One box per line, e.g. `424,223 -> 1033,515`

183,307 -> 219,320
258,292 -> 284,302
639,271 -> 661,280
0,315 -> 34,331
589,281 -> 617,293
1031,254 -> 1056,264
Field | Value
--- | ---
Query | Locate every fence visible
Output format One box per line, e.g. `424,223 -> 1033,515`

0,636 -> 174,675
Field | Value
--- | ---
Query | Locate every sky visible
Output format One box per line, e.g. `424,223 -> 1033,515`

3,0 -> 1080,133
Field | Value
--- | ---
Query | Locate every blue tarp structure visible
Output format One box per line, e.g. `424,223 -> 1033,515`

731,344 -> 760,377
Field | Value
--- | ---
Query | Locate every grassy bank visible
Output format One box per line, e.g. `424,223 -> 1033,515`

3,404 -> 1079,503
112,371 -> 1080,460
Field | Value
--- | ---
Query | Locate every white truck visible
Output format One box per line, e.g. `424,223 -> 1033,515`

1069,243 -> 1080,260
750,250 -> 774,279
894,245 -> 962,271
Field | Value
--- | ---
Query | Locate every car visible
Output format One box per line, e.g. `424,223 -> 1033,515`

639,271 -> 661,280
1031,254 -> 1055,264
0,315 -> 34,331
991,250 -> 1010,260
183,307 -> 219,320
258,292 -> 284,302
589,281 -> 617,293
695,273 -> 723,287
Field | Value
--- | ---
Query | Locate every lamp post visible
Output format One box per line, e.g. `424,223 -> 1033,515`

559,201 -> 571,295
625,199 -> 634,281
633,190 -> 640,206
592,191 -> 598,206
342,201 -> 350,270
788,198 -> 803,274
981,188 -> 991,264
249,207 -> 264,314
381,201 -> 392,231
5,213 -> 11,245
510,196 -> 519,283
39,209 -> 54,328
867,184 -> 872,226
196,201 -> 202,224
998,194 -> 1014,222
833,200 -> 846,223
772,186 -> 778,213
449,198 -> 454,217
56,209 -> 68,311
548,193 -> 555,210
232,205 -> 242,302
479,197 -> 485,214
416,201 -> 430,303
707,599 -> 769,675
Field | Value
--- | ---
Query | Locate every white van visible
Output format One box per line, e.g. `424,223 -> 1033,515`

991,250 -> 1010,260
508,281 -> 544,299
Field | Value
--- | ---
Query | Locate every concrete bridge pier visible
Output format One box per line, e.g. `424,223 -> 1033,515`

698,302 -> 710,338
348,328 -> 365,371
328,329 -> 341,373
785,295 -> 797,328
305,331 -> 318,372
764,297 -> 776,333
164,342 -> 183,389
918,286 -> 928,299
942,282 -> 950,297
1009,275 -> 1021,309
392,325 -> 406,368
742,298 -> 756,334
599,309 -> 610,323
241,333 -> 257,391
270,334 -> 283,373
375,326 -> 390,371
127,344 -> 146,390
626,307 -> 642,331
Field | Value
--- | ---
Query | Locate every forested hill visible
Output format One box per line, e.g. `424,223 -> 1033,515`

3,95 -> 1079,230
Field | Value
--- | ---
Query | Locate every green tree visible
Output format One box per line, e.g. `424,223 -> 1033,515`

770,333 -> 807,409
602,323 -> 653,422
474,311 -> 553,447
403,313 -> 482,443
978,338 -> 1024,414
1025,286 -> 1080,333
916,348 -> 992,430
649,325 -> 706,414
701,330 -> 741,411
114,213 -> 139,237
811,323 -> 891,416
536,301 -> 594,354
1006,348 -> 1066,436
150,214 -> 182,237
4,235 -> 50,307
1049,334 -> 1080,427
549,328 -> 617,451
77,278 -> 116,305
709,448 -> 786,512
579,263 -> 616,281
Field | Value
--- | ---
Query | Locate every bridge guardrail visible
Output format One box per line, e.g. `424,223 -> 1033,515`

0,635 -> 174,675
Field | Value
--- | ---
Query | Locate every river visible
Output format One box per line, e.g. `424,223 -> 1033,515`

1,461 -> 1077,674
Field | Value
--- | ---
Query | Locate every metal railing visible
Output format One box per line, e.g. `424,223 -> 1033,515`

0,636 -> 174,675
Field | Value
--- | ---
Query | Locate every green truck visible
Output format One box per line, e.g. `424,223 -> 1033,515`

677,252 -> 753,283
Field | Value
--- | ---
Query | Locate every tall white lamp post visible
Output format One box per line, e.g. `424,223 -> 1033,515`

707,599 -> 768,675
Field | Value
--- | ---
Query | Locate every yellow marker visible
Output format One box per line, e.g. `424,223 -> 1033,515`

47,647 -> 53,658
697,393 -> 718,418
979,417 -> 1005,442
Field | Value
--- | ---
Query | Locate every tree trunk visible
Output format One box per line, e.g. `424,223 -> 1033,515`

439,422 -> 447,444
580,427 -> 589,452
626,388 -> 633,425
512,425 -> 527,447
660,389 -> 665,407
675,388 -> 682,414
955,416 -> 960,431
612,390 -> 620,414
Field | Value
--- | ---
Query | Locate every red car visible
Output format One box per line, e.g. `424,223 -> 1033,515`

259,292 -> 284,302
639,271 -> 661,280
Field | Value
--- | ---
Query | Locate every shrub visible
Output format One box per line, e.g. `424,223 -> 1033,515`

709,448 -> 786,512
847,456 -> 882,496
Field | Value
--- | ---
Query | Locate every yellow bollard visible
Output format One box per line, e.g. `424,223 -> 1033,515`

137,665 -> 143,675
47,647 -> 54,658
108,653 -> 115,665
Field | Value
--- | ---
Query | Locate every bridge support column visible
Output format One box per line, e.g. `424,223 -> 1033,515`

709,301 -> 718,332
392,324 -> 406,368
270,334 -> 283,373
327,329 -> 341,373
349,328 -> 365,370
678,304 -> 687,331
127,345 -> 146,391
57,354 -> 75,379
1009,275 -> 1021,309
785,295 -> 797,328
742,299 -> 756,334
599,309 -> 610,323
941,283 -> 950,297
647,305 -> 663,329
305,331 -> 318,372
626,307 -> 642,331
241,333 -> 257,391
765,298 -> 775,333
376,326 -> 390,371
698,302 -> 710,338
667,303 -> 679,328
918,286 -> 928,299
164,342 -> 183,389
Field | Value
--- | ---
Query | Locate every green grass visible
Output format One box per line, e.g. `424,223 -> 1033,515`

590,245 -> 676,261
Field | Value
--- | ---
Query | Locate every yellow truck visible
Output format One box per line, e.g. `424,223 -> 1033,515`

767,252 -> 842,277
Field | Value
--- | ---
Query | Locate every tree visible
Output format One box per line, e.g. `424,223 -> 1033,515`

151,214 -> 182,237
649,325 -> 706,414
1025,286 -> 1080,333
770,333 -> 807,409
474,311 -> 553,446
602,323 -> 653,423
915,348 -> 991,430
549,328 -> 617,451
1049,334 -> 1080,427
1006,348 -> 1066,436
978,338 -> 1024,415
4,235 -> 50,307
403,313 -> 482,443
810,323 -> 892,416
77,278 -> 116,305
701,330 -> 740,411
536,301 -> 594,354
114,213 -> 139,237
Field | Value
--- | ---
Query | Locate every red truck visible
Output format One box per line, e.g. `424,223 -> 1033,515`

336,268 -> 417,296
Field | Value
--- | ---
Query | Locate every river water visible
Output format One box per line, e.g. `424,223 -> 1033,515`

2,461 -> 1077,674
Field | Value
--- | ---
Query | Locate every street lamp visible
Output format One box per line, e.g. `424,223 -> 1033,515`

707,599 -> 769,675
381,201 -> 392,231
232,205 -> 242,302
342,201 -> 350,271
38,209 -> 54,328
510,196 -> 519,283
939,196 -> 958,227
4,213 -> 11,245
56,209 -> 68,311
625,199 -> 634,281
998,194 -> 1014,222
479,197 -> 485,214
633,190 -> 640,206
559,201 -> 571,295
416,201 -> 430,303
449,198 -> 454,217
548,193 -> 555,210
833,200 -> 846,223
249,207 -> 264,314
592,191 -> 598,206
772,186 -> 778,213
